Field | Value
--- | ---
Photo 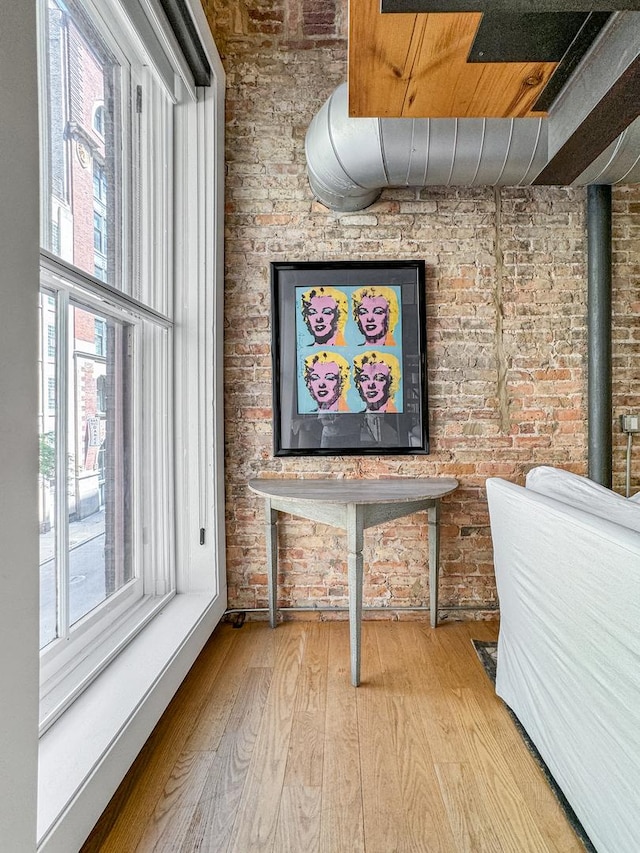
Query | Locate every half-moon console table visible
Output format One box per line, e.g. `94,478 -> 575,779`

248,477 -> 459,686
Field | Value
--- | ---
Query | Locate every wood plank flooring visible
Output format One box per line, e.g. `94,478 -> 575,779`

80,620 -> 585,853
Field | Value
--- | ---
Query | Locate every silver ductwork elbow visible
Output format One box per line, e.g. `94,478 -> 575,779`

305,86 -> 386,212
305,83 -> 640,212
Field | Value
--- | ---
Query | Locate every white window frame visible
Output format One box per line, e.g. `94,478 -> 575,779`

35,2 -> 226,848
38,260 -> 178,730
37,0 -> 179,730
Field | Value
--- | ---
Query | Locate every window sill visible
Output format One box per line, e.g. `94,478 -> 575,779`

40,591 -> 174,733
37,591 -> 225,852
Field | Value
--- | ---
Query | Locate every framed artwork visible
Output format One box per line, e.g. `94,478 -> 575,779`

270,260 -> 429,456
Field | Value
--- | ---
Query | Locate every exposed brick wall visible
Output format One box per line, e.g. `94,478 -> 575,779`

203,0 -> 640,618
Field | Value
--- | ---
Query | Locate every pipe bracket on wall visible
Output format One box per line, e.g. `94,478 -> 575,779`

587,184 -> 613,488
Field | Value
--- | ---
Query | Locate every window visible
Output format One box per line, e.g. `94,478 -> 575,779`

39,297 -> 133,651
95,317 -> 106,356
93,161 -> 107,203
94,255 -> 107,282
93,160 -> 108,280
93,210 -> 106,253
38,0 -> 179,729
93,103 -> 105,137
47,323 -> 56,358
47,376 -> 56,410
28,0 -> 224,842
51,221 -> 61,255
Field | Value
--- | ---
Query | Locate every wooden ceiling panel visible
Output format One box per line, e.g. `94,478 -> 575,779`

348,0 -> 557,118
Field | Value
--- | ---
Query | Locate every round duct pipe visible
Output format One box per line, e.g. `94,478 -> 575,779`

306,83 -> 640,212
305,83 -> 547,212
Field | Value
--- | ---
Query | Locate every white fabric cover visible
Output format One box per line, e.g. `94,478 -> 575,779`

487,477 -> 640,853
526,465 -> 640,532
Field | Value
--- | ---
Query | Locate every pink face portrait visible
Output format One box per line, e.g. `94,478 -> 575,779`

356,362 -> 391,410
356,296 -> 389,343
306,361 -> 342,410
305,295 -> 339,344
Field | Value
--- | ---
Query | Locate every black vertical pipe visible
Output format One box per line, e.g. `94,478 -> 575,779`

587,184 -> 612,487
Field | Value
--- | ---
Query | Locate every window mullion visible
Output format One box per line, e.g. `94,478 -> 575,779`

55,289 -> 70,640
40,252 -> 172,329
130,66 -> 143,303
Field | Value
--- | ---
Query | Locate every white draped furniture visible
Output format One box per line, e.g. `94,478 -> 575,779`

249,477 -> 458,686
487,467 -> 640,853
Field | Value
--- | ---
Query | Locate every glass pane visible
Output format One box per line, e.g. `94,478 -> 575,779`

39,293 -> 58,649
43,0 -> 123,289
68,305 -> 133,627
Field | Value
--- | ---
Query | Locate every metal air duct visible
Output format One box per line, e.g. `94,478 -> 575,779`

306,83 -> 640,211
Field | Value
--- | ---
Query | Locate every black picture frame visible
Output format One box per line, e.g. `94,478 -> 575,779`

271,260 -> 429,456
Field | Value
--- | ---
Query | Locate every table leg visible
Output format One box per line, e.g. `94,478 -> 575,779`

347,503 -> 364,687
428,500 -> 440,629
265,499 -> 278,628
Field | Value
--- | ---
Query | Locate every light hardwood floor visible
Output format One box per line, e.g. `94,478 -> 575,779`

81,619 -> 585,852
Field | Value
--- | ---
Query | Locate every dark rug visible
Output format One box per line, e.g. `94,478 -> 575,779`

472,640 -> 597,853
